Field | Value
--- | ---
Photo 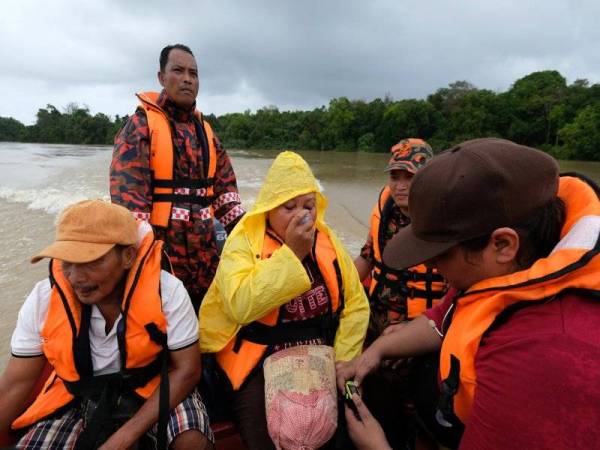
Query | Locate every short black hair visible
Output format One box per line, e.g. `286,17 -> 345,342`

460,197 -> 566,269
159,44 -> 194,72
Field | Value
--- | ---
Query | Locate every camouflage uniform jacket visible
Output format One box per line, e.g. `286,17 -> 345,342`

360,203 -> 410,340
110,90 -> 244,306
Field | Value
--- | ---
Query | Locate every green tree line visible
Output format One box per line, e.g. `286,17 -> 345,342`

0,103 -> 126,146
2,70 -> 600,160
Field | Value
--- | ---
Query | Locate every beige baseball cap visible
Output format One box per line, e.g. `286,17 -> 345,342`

31,200 -> 138,264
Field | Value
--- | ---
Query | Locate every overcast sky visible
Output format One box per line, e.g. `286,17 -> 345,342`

2,0 -> 600,124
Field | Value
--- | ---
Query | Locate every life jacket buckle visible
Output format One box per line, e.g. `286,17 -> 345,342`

436,354 -> 461,428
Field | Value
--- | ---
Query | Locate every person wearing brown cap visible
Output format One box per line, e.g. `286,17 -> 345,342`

0,200 -> 214,449
351,138 -> 446,448
339,138 -> 600,450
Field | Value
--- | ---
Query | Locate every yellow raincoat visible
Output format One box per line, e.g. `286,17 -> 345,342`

199,151 -> 369,366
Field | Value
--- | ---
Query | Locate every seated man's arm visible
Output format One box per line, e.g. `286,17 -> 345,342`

102,345 -> 202,449
0,355 -> 47,434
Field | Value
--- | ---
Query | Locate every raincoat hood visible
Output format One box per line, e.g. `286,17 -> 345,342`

230,151 -> 328,254
251,151 -> 327,216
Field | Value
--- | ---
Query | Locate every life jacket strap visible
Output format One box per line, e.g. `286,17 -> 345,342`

70,370 -> 154,450
437,354 -> 461,427
371,273 -> 445,305
372,260 -> 407,277
373,262 -> 445,283
233,313 -> 339,353
152,177 -> 215,189
70,324 -> 169,450
145,323 -> 170,450
151,173 -> 215,206
64,361 -> 161,399
398,285 -> 446,301
152,193 -> 214,206
72,304 -> 94,379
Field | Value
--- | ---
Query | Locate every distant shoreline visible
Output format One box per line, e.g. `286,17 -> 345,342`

2,69 -> 600,161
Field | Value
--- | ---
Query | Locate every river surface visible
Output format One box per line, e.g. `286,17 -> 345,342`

1,142 -> 599,369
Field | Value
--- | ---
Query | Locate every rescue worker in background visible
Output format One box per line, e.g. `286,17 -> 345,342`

200,151 -> 370,449
353,138 -> 446,449
110,43 -> 244,312
355,138 -> 445,339
0,200 -> 213,449
339,138 -> 600,450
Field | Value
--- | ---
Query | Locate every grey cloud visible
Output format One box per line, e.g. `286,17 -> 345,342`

2,0 -> 600,124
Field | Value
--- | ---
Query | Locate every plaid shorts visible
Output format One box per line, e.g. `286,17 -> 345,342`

16,389 -> 214,449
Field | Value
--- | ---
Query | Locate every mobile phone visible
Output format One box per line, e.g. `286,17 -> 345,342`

344,380 -> 361,420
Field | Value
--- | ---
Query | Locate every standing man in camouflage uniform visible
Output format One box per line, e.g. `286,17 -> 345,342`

111,44 -> 244,311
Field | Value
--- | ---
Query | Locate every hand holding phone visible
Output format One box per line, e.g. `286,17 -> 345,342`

344,380 -> 361,420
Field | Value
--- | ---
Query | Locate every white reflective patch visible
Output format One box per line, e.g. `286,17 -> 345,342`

551,215 -> 600,254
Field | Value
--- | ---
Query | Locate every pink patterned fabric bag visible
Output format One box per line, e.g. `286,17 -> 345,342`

264,345 -> 338,450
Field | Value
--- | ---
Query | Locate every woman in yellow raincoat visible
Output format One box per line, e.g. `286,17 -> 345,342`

199,151 -> 370,449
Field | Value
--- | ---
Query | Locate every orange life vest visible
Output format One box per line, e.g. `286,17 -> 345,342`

369,186 -> 446,319
216,231 -> 344,390
13,232 -> 168,429
439,175 -> 600,424
136,91 -> 218,227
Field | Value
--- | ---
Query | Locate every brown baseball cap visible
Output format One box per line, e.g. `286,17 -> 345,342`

383,138 -> 560,269
385,138 -> 433,173
31,200 -> 138,264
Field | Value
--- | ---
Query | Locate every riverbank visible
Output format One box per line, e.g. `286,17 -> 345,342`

2,70 -> 600,160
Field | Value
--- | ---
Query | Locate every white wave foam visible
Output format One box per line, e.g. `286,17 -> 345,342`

0,186 -> 109,216
237,178 -> 264,189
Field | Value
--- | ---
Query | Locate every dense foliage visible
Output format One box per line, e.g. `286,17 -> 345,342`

2,70 -> 600,160
0,103 -> 126,146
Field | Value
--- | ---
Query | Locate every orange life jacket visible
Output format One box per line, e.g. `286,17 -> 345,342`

136,91 -> 218,227
216,231 -> 344,390
438,175 -> 600,425
369,186 -> 446,319
13,232 -> 168,429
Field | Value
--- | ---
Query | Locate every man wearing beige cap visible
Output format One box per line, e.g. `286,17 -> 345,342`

0,200 -> 214,449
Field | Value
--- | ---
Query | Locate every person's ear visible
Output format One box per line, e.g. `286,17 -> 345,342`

122,245 -> 137,269
489,228 -> 519,265
157,70 -> 165,87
